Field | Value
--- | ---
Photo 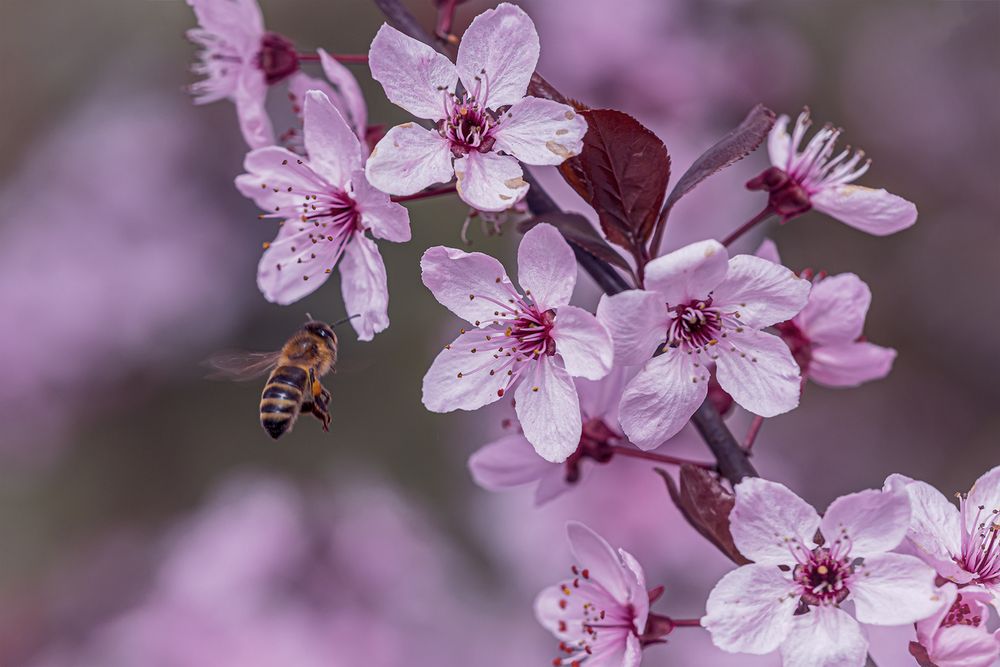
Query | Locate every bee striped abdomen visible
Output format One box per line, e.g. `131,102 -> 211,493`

259,365 -> 308,439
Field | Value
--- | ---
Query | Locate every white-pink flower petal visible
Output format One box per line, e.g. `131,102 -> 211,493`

420,245 -> 516,325
927,625 -> 1000,667
596,290 -> 669,367
468,433 -> 553,491
552,305 -> 613,381
820,488 -> 911,558
731,478 -> 821,565
516,222 -> 577,308
367,23 -> 458,120
714,329 -> 801,418
455,2 -> 539,110
366,123 -> 455,196
849,552 -> 939,625
618,351 -> 707,450
796,273 -> 871,344
514,357 -> 581,463
422,336 -> 506,413
644,239 -> 728,304
808,342 -> 896,388
711,254 -> 810,328
779,606 -> 868,667
301,91 -> 363,188
317,48 -> 367,137
338,235 -> 389,341
566,521 -> 632,604
811,184 -> 918,236
233,68 -> 273,148
702,563 -> 799,654
492,97 -> 587,165
351,170 -> 411,243
454,151 -> 529,212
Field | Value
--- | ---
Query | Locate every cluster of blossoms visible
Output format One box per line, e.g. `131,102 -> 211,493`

185,0 -> 998,665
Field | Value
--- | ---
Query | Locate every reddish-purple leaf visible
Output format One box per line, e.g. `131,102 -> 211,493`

571,109 -> 670,255
661,104 -> 775,220
519,212 -> 633,275
659,465 -> 750,565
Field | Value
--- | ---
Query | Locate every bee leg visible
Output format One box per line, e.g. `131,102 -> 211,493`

311,390 -> 332,432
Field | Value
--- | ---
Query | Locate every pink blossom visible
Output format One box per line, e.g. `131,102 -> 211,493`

748,109 -> 918,235
235,91 -> 410,341
365,3 -> 587,212
420,223 -> 613,462
597,239 -> 810,449
884,467 -> 1000,605
757,240 -> 897,388
186,0 -> 365,148
468,365 -> 635,505
912,584 -> 999,667
534,522 -> 650,667
702,478 -> 940,666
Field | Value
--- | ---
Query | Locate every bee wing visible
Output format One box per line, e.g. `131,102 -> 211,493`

203,350 -> 282,381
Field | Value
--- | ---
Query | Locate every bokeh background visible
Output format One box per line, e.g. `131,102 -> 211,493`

1,0 -> 998,664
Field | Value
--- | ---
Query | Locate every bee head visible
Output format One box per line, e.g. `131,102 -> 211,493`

304,321 -> 337,350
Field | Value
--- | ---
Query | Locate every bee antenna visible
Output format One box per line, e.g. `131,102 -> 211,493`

331,314 -> 360,328
305,312 -> 314,322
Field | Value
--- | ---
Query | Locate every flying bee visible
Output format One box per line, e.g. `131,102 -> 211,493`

207,315 -> 355,439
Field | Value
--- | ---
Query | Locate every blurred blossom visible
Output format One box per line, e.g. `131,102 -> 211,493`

0,78 -> 249,462
23,473 -> 549,667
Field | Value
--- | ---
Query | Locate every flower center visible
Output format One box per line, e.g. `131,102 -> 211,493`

792,547 -> 854,607
549,566 -> 636,666
438,71 -> 498,156
666,299 -> 729,350
563,419 -> 618,484
942,593 -> 984,628
256,32 -> 299,85
958,496 -> 1000,586
445,286 -> 557,398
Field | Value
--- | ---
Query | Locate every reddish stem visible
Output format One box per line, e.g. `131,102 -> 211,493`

391,185 -> 457,203
609,444 -> 716,470
720,206 -> 774,247
670,619 -> 703,628
435,0 -> 461,44
297,53 -> 369,64
743,414 -> 765,453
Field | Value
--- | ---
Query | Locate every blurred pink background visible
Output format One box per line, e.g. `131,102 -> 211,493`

1,0 -> 997,664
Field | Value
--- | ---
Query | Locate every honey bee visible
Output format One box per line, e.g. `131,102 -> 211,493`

208,315 -> 353,439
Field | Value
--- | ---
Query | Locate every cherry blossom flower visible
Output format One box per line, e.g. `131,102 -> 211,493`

884,467 -> 1000,606
468,365 -> 634,505
747,109 -> 918,235
702,478 -> 940,666
757,240 -> 897,388
235,91 -> 410,341
911,583 -> 999,667
365,3 -> 587,212
186,0 -> 365,148
597,239 -> 810,450
421,223 -> 613,462
534,522 -> 650,667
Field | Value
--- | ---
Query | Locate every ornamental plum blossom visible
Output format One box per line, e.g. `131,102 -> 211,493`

757,240 -> 897,388
884,466 -> 1000,605
597,239 -> 810,450
420,223 -> 613,462
702,478 -> 940,667
365,3 -> 587,212
747,109 -> 918,235
186,0 -> 365,148
235,91 -> 410,341
911,584 -> 1000,667
534,523 -> 651,667
468,365 -> 636,505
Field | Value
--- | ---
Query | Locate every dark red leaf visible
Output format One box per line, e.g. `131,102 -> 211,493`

519,212 -> 632,275
659,465 -> 750,565
572,109 -> 670,255
661,104 -> 775,220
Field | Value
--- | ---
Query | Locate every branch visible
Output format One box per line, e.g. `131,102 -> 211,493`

372,0 -> 439,46
689,402 -> 757,482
